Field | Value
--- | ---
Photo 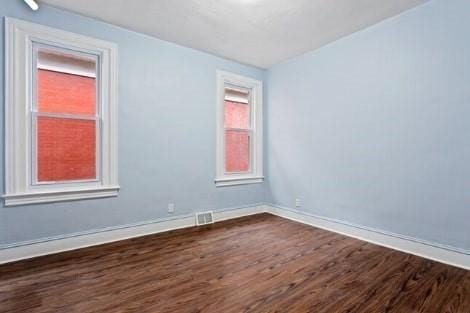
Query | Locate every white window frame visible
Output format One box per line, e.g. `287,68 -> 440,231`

4,18 -> 119,206
215,70 -> 263,187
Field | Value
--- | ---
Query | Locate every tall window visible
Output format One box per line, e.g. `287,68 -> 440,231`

4,18 -> 118,206
35,45 -> 99,183
216,71 -> 263,186
225,88 -> 251,173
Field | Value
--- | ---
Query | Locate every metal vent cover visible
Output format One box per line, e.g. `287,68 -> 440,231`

196,211 -> 214,226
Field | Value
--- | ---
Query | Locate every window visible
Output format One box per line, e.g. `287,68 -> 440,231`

35,45 -> 99,183
4,18 -> 118,205
215,71 -> 263,186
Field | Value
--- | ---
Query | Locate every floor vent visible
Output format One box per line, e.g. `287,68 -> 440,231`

196,211 -> 214,226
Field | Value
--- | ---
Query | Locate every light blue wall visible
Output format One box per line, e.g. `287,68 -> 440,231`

0,0 -> 267,246
266,0 -> 470,251
3,0 -> 469,253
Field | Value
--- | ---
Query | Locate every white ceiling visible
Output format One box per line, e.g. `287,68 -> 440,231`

40,0 -> 428,69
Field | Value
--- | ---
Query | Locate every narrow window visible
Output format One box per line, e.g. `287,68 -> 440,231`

35,46 -> 99,183
224,87 -> 251,173
216,71 -> 263,186
4,18 -> 118,205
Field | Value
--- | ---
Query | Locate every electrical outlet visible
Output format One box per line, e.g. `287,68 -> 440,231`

168,203 -> 175,213
295,199 -> 301,208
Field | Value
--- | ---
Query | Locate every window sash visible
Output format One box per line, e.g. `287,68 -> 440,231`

31,42 -> 102,186
33,111 -> 98,121
224,84 -> 252,128
224,85 -> 253,174
224,105 -> 251,131
224,127 -> 253,132
224,128 -> 253,174
31,114 -> 101,185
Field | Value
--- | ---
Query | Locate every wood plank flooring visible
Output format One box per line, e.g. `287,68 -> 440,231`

0,213 -> 469,313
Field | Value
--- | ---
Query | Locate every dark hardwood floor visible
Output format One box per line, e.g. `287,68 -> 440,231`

0,213 -> 469,313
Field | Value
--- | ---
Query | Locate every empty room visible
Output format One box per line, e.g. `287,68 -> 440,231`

1,0 -> 469,312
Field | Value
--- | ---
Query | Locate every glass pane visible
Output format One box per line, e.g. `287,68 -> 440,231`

225,130 -> 250,173
37,46 -> 97,116
37,117 -> 96,182
224,87 -> 250,129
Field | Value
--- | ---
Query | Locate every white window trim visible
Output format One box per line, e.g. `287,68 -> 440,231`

215,70 -> 263,187
4,17 -> 119,206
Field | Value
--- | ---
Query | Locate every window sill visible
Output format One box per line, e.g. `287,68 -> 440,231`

3,186 -> 120,206
215,176 -> 264,187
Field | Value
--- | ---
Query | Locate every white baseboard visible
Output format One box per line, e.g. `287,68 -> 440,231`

213,204 -> 266,222
0,204 -> 266,265
267,205 -> 470,271
2,203 -> 469,271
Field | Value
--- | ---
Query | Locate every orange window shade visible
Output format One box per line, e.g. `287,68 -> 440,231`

225,130 -> 250,173
37,69 -> 96,116
37,117 -> 96,182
